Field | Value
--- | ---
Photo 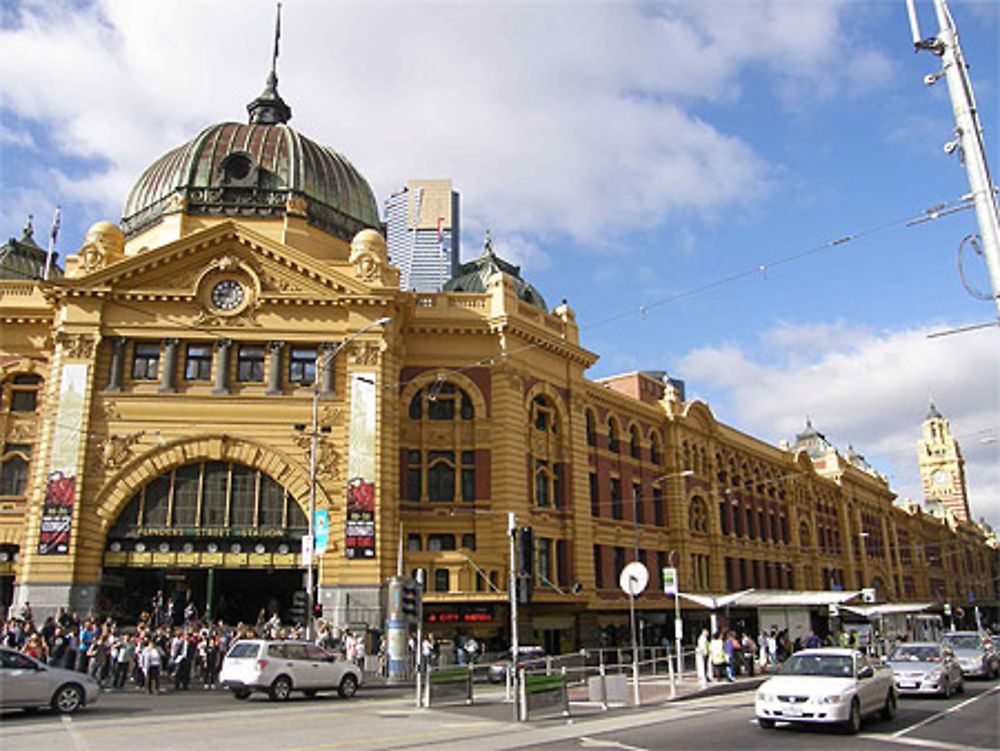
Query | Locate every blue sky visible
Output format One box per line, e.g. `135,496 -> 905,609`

2,0 -> 998,526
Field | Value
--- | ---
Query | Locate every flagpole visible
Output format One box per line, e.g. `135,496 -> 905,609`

42,206 -> 60,281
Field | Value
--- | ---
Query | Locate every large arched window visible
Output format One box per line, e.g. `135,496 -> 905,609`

109,461 -> 306,536
689,496 -> 709,534
405,379 -> 479,504
585,410 -> 596,446
529,394 -> 566,508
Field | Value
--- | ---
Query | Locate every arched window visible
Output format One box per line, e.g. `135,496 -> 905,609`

408,382 -> 474,421
0,446 -> 30,497
109,461 -> 306,538
689,496 -> 709,534
650,433 -> 662,465
529,393 -> 565,508
607,419 -> 619,453
585,410 -> 596,446
799,520 -> 811,549
629,426 -> 640,459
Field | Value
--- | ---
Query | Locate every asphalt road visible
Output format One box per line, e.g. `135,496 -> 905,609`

1,678 -> 996,751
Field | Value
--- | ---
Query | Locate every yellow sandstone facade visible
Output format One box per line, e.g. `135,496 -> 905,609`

0,74 -> 995,646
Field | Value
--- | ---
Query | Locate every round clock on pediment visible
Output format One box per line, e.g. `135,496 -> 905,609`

211,278 -> 245,311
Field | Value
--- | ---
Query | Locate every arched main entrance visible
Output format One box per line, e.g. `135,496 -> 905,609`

101,460 -> 307,625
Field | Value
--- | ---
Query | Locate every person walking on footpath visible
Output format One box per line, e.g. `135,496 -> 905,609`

695,628 -> 710,686
140,639 -> 162,694
709,631 -> 726,682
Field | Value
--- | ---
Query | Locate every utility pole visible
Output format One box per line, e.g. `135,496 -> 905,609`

906,0 -> 1000,319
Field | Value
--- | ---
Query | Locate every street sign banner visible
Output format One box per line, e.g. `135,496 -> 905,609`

314,510 -> 329,554
300,535 -> 313,567
662,566 -> 678,596
619,561 -> 649,596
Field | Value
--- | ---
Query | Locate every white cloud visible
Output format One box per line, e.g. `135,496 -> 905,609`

0,0 -> 892,261
679,321 -> 1000,526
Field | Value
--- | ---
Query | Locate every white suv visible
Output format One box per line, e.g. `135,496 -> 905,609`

220,640 -> 362,701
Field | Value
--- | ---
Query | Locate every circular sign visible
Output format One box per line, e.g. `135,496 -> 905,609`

619,561 -> 649,596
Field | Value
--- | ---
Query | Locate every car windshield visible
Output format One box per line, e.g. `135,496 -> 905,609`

942,635 -> 981,650
227,642 -> 260,659
780,654 -> 853,677
889,645 -> 941,662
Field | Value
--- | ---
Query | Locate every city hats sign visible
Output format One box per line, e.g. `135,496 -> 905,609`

662,566 -> 678,596
619,561 -> 649,596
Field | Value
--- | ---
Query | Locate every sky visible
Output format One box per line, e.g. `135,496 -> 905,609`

1,0 -> 998,527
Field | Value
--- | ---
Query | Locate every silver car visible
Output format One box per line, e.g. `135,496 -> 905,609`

941,631 -> 1000,679
0,647 -> 100,714
219,639 -> 362,701
886,642 -> 964,697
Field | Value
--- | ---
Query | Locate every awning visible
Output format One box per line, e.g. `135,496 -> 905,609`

737,590 -> 862,608
678,589 -> 861,609
840,602 -> 936,618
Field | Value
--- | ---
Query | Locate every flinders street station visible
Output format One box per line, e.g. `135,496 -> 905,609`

1,58 -> 996,651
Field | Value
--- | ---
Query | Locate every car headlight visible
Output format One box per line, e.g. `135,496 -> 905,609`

816,694 -> 843,705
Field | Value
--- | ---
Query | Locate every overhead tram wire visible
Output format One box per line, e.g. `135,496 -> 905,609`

1,193 -> 979,397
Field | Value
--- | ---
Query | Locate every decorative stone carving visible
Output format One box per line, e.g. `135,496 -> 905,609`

349,228 -> 389,285
58,333 -> 97,360
291,434 -> 339,481
9,421 -> 36,442
165,192 -> 188,213
285,195 -> 308,217
350,342 -> 380,367
101,432 -> 143,472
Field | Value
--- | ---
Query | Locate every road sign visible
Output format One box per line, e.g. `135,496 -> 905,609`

314,510 -> 329,554
662,566 -> 678,596
619,561 -> 649,596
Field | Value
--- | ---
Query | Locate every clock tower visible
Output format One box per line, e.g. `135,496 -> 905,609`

918,402 -> 972,523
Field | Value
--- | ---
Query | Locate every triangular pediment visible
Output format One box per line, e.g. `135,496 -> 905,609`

60,221 -> 377,300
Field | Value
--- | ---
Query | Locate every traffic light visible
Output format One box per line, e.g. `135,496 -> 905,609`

401,577 -> 421,623
313,601 -> 323,619
518,527 -> 535,605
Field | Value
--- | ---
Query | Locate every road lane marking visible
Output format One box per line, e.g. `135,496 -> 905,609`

891,685 -> 1000,738
60,715 -> 91,751
860,733 -> 991,751
579,737 -> 649,750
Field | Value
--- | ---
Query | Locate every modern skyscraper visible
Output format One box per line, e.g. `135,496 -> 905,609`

384,180 -> 460,292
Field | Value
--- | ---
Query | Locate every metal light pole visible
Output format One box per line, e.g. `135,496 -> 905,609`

301,316 -> 391,639
508,511 -> 519,720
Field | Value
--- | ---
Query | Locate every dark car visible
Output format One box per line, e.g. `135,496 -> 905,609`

487,646 -> 547,683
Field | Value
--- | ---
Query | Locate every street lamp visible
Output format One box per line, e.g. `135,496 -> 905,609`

631,469 -> 693,685
296,316 -> 391,639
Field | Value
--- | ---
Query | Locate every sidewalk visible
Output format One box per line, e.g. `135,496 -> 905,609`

566,672 -> 766,708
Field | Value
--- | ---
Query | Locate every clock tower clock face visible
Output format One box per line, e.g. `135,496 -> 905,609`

932,470 -> 951,487
211,279 -> 245,311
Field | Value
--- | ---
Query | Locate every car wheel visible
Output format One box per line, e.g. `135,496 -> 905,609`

757,718 -> 776,730
338,673 -> 358,699
269,675 -> 292,701
232,688 -> 251,700
881,690 -> 897,721
844,699 -> 862,734
52,683 -> 84,714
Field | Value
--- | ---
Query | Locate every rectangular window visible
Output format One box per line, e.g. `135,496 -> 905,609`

553,463 -> 565,508
230,465 -> 256,527
610,477 -> 622,520
434,568 -> 450,592
10,390 -> 37,412
613,547 -> 625,580
259,476 -> 285,527
657,551 -> 667,591
183,344 -> 213,381
201,462 -> 228,527
461,533 -> 476,551
131,342 -> 160,380
556,539 -> 569,588
589,473 -> 599,517
461,451 -> 476,503
236,345 -> 265,382
427,534 -> 456,552
593,544 -> 603,588
538,537 -> 553,586
407,533 -> 422,552
289,347 -> 316,386
407,451 -> 422,502
427,451 -> 455,502
143,476 -> 170,526
535,459 -> 550,507
653,486 -> 664,526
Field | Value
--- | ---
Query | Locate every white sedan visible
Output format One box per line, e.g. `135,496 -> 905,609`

755,648 -> 896,734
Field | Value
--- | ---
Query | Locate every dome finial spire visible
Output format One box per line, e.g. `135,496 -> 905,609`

247,2 -> 292,125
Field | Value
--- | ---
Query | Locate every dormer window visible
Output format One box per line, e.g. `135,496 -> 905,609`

220,152 -> 256,186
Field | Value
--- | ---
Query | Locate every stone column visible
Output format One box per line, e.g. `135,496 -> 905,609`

159,338 -> 179,393
104,336 -> 126,392
213,339 -> 232,395
320,342 -> 337,396
267,341 -> 284,395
